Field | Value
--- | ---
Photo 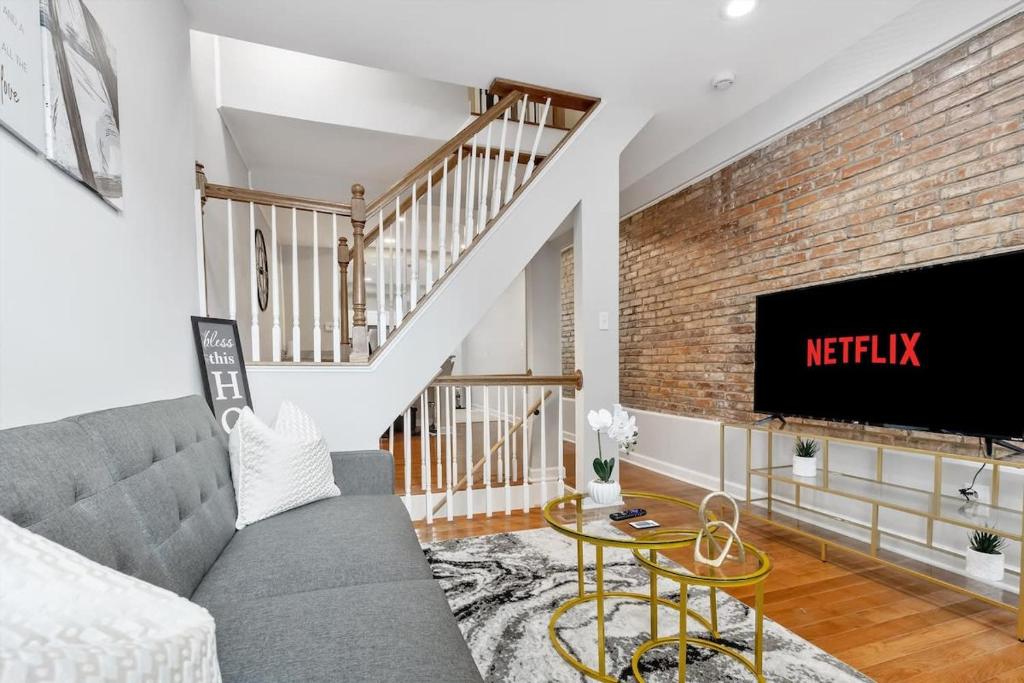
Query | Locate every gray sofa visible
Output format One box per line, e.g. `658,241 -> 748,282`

0,395 -> 482,682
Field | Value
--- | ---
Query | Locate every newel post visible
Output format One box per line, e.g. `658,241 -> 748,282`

349,183 -> 370,362
337,236 -> 351,361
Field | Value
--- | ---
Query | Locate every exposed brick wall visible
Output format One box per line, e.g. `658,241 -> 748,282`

560,246 -> 575,395
619,14 -> 1024,452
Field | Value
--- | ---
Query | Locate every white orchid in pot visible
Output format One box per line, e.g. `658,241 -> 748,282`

586,404 -> 638,505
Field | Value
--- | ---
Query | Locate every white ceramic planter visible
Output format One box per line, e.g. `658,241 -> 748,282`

965,547 -> 1005,582
588,480 -> 621,505
792,455 -> 817,478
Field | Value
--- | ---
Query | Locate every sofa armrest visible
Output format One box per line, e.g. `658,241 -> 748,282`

330,450 -> 395,496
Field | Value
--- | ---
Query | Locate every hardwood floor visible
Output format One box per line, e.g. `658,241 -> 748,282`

385,434 -> 1022,681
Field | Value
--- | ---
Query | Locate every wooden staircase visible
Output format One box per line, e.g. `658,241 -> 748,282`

195,78 -> 599,367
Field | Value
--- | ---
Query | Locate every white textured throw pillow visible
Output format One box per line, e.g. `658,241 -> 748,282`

0,515 -> 221,683
229,402 -> 340,529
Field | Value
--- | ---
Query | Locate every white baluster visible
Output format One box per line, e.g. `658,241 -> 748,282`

522,386 -> 530,512
479,123 -> 492,233
557,385 -> 564,498
312,211 -> 321,363
291,207 -> 300,362
425,171 -> 434,291
409,181 -> 419,311
483,386 -> 492,517
446,387 -> 454,489
491,108 -> 511,217
524,98 -> 552,182
465,135 -> 477,246
451,151 -> 462,260
376,210 -> 386,348
388,421 -> 394,459
511,384 -> 518,482
495,388 -> 504,483
227,199 -> 236,321
506,95 -> 529,201
332,213 -> 340,362
420,390 -> 428,490
434,387 -> 448,520
271,206 -> 281,361
504,386 -> 512,515
403,407 -> 412,510
249,202 -> 260,361
394,197 -> 404,322
464,385 -> 473,520
423,392 -> 432,523
540,386 -> 548,503
439,158 -> 448,275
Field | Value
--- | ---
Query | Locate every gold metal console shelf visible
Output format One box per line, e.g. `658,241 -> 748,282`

720,423 -> 1024,640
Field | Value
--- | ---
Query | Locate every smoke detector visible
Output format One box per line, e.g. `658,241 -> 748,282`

711,72 -> 736,91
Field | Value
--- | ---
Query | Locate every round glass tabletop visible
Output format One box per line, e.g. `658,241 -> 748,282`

542,491 -> 706,549
633,530 -> 771,586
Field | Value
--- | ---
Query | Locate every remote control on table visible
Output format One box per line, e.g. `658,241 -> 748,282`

610,508 -> 646,521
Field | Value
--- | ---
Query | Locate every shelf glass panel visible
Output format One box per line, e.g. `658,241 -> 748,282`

744,499 -> 1019,606
750,466 -> 1023,541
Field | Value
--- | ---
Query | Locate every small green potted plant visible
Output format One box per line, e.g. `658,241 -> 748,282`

966,529 -> 1006,582
792,437 -> 819,478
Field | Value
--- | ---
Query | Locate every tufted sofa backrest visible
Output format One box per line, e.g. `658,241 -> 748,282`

0,395 -> 236,598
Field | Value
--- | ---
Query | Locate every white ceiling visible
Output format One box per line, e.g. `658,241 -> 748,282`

188,0 -> 1023,212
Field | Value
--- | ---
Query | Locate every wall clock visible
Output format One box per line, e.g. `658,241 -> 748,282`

255,229 -> 269,311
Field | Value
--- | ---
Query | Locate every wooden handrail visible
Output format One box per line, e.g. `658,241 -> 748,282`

433,388 -> 553,515
365,152 -> 457,246
432,370 -> 581,390
203,182 -> 352,216
489,77 -> 599,112
364,89 -> 523,218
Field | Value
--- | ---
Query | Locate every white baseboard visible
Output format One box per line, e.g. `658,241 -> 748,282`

621,450 -> 751,500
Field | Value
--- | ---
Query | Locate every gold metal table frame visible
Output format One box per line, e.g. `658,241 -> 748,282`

631,532 -> 772,683
542,492 -> 713,682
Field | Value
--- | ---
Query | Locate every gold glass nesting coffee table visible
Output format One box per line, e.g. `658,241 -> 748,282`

542,492 -> 709,682
632,531 -> 772,682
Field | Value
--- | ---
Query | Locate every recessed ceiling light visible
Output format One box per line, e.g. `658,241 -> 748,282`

722,0 -> 757,19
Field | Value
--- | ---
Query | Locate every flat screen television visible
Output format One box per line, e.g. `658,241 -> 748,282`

753,250 -> 1024,441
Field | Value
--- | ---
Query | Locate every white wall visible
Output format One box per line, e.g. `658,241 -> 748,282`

0,1 -> 198,426
524,228 -> 572,471
215,33 -> 469,141
192,31 -> 283,359
453,272 -> 526,376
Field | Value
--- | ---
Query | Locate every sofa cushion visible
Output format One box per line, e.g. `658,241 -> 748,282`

0,396 -> 236,598
191,494 -> 431,606
204,579 -> 482,683
229,405 -> 339,529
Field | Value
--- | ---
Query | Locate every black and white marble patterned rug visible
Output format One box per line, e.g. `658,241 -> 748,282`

423,526 -> 871,682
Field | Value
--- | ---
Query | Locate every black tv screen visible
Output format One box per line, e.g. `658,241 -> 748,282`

753,250 -> 1024,440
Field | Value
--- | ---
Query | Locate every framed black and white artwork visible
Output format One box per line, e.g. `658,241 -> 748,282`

191,316 -> 253,433
0,0 -> 44,150
40,0 -> 121,209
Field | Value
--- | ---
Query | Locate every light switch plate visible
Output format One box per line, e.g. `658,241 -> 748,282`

598,311 -> 609,330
